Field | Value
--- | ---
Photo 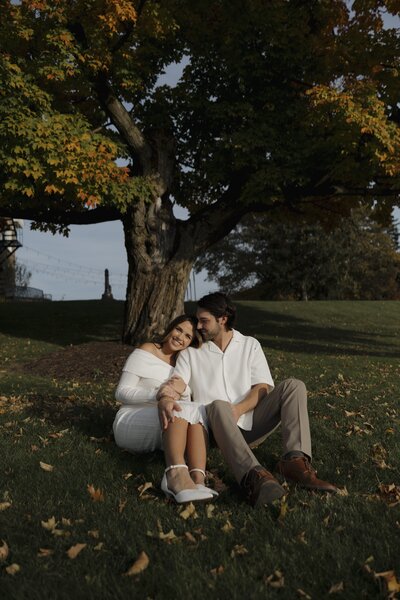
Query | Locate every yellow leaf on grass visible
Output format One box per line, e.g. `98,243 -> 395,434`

265,570 -> 284,588
0,502 -> 12,512
221,520 -> 234,533
138,482 -> 153,497
179,502 -> 197,520
206,504 -> 215,518
66,543 -> 87,559
0,540 -> 9,562
87,484 -> 105,502
5,563 -> 20,575
41,517 -> 57,531
231,544 -> 248,558
328,581 -> 344,593
184,532 -> 197,544
124,551 -> 149,576
119,498 -> 128,513
40,461 -> 54,472
123,473 -> 133,480
375,570 -> 400,593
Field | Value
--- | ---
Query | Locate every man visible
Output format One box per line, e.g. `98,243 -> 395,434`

158,292 -> 337,508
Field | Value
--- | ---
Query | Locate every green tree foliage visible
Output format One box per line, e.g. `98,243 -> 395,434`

196,209 -> 400,300
0,1 -> 400,340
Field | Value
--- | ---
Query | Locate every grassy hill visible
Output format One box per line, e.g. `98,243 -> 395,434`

0,300 -> 399,599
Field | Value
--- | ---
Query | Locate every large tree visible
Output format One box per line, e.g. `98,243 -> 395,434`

1,0 -> 400,343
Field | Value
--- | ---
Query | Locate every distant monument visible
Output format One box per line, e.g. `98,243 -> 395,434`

101,268 -> 114,301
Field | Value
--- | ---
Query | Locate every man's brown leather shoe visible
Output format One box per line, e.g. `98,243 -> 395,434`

241,466 -> 286,507
275,456 -> 337,493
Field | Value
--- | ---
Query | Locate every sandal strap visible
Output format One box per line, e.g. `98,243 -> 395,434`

189,468 -> 206,477
165,464 -> 188,474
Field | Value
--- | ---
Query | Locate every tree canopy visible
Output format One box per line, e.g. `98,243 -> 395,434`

1,1 -> 400,341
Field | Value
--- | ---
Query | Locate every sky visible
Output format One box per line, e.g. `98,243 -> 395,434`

11,9 -> 400,302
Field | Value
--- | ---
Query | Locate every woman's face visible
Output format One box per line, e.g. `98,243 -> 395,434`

164,320 -> 195,352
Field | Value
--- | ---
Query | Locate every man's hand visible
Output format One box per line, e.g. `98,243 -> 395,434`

158,396 -> 182,431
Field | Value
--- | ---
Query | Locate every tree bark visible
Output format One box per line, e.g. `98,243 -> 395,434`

121,196 -> 195,345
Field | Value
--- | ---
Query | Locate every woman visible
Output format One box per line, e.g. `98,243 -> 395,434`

113,315 -> 216,503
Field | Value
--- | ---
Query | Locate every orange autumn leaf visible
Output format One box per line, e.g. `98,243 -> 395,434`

124,551 -> 149,576
66,543 -> 87,559
87,484 -> 105,502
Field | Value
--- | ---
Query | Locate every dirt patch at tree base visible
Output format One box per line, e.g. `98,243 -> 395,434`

19,341 -> 133,383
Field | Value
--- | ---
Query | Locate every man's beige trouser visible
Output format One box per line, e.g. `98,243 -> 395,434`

205,378 -> 312,483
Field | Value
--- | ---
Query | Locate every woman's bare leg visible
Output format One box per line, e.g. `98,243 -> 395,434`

162,418 -> 197,493
186,424 -> 208,484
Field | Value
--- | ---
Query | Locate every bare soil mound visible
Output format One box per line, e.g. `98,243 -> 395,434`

20,341 -> 132,383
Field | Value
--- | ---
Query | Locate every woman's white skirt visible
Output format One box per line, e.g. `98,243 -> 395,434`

113,401 -> 207,453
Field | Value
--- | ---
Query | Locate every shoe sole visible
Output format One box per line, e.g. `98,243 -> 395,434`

254,482 -> 286,508
274,473 -> 337,493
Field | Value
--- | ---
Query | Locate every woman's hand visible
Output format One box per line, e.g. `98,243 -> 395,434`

158,396 -> 182,431
167,376 -> 187,395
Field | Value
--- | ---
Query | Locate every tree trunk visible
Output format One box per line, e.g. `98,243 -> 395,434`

121,197 -> 195,345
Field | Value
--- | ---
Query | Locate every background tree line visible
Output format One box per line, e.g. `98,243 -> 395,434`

196,208 -> 400,300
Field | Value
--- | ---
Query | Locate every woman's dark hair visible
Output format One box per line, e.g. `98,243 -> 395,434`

197,292 -> 236,330
158,314 -> 202,348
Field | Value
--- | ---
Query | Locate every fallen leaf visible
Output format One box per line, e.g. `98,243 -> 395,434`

41,517 -> 57,531
210,565 -> 224,576
206,504 -> 215,518
123,473 -> 133,480
52,529 -> 70,537
323,515 -> 330,527
93,542 -> 104,551
118,498 -> 128,513
39,461 -> 54,472
231,544 -> 248,558
221,520 -> 234,533
179,502 -> 198,520
87,484 -> 105,502
377,483 -> 400,507
297,589 -> 312,599
37,548 -> 54,558
66,543 -> 87,559
184,532 -> 197,544
375,570 -> 400,594
138,482 -> 153,497
265,570 -> 284,588
5,563 -> 20,575
124,551 -> 149,576
0,540 -> 9,562
208,470 -> 228,493
0,502 -> 12,512
88,530 -> 99,539
336,487 -> 349,497
328,581 -> 344,594
61,518 -> 72,527
278,496 -> 289,521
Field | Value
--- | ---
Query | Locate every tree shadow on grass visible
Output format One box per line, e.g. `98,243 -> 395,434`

0,300 -> 125,346
234,303 -> 400,359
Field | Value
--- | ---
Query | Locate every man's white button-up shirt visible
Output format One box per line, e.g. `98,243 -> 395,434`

174,329 -> 274,431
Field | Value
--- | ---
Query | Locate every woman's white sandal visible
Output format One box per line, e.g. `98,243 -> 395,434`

161,464 -> 213,504
189,468 -> 219,498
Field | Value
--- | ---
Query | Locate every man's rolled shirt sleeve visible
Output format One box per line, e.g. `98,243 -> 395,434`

251,340 -> 274,389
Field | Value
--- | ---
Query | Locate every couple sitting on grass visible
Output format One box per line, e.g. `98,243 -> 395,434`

113,292 -> 337,507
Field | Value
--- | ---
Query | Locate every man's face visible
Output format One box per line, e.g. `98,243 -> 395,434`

196,308 -> 226,341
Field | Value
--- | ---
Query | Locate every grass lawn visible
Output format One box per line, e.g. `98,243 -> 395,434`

0,300 -> 399,600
